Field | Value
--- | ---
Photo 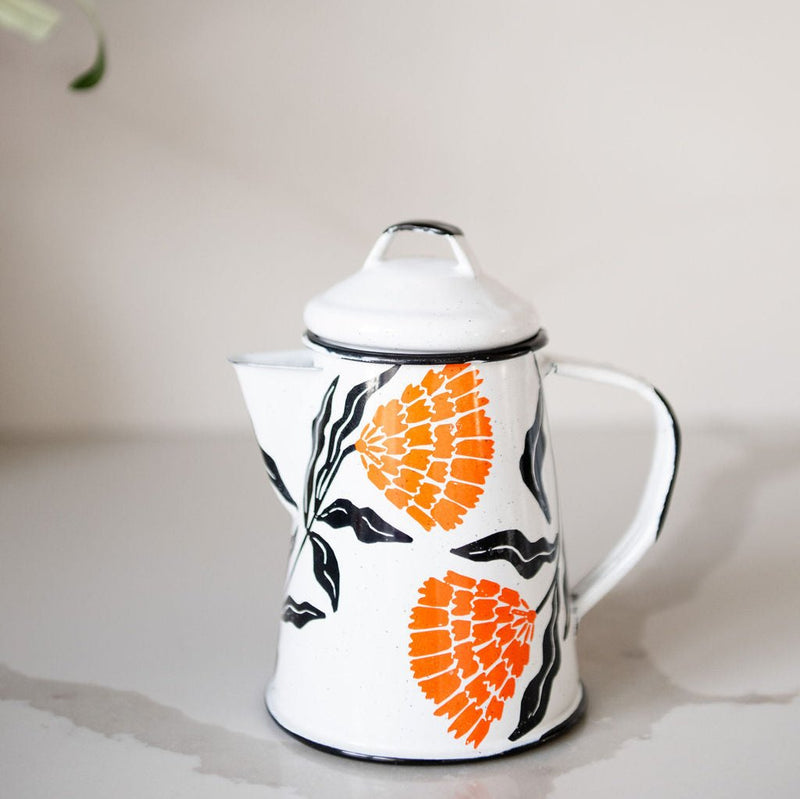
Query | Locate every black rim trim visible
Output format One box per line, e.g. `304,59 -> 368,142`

266,685 -> 585,765
303,329 -> 549,365
652,386 -> 682,540
384,220 -> 464,237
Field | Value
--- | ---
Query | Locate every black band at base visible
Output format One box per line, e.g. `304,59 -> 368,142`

266,685 -> 585,765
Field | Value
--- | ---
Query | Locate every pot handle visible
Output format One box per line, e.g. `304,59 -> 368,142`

541,356 -> 681,620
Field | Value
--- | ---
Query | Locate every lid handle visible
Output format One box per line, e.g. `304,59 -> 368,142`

363,219 -> 479,277
383,220 -> 464,237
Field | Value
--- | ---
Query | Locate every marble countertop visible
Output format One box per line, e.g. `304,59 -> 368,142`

1,427 -> 798,798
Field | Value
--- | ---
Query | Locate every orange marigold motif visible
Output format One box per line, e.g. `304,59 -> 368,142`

408,570 -> 536,748
355,364 -> 493,531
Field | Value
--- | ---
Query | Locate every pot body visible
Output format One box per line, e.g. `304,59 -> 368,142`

257,343 -> 582,761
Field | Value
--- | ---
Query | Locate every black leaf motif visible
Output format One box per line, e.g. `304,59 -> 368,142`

450,529 -> 558,579
282,596 -> 325,628
260,448 -> 296,508
509,584 -> 562,741
318,498 -> 413,544
308,531 -> 340,611
303,377 -> 339,521
332,365 -> 399,449
316,366 -> 400,498
520,386 -> 552,523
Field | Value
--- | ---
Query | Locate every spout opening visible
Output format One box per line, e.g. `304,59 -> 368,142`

228,350 -> 320,370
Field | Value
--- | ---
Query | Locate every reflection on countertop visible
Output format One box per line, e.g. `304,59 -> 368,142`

1,426 -> 798,798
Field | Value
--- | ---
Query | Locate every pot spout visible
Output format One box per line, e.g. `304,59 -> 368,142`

230,350 -> 324,516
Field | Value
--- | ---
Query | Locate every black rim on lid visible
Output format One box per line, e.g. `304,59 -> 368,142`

304,329 -> 549,364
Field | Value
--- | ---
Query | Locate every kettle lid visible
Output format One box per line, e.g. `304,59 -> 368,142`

303,220 -> 542,355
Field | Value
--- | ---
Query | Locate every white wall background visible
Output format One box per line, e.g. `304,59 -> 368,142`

1,0 -> 798,435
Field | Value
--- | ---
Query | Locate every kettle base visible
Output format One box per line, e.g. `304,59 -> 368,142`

265,686 -> 586,765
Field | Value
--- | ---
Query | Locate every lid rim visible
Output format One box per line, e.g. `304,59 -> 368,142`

302,221 -> 543,355
303,329 -> 549,364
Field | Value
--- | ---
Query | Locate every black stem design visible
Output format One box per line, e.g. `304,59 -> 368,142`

510,579 -> 562,741
315,443 -> 356,504
302,378 -> 339,528
284,532 -> 309,588
292,434 -> 359,589
284,366 -> 400,615
536,571 -> 558,614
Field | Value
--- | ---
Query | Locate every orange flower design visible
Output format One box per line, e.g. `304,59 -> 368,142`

355,365 -> 493,531
409,571 -> 536,748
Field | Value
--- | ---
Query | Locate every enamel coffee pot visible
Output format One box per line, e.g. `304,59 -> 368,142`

231,221 -> 680,762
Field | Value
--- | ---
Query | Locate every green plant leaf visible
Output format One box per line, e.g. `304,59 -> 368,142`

69,33 -> 104,89
69,0 -> 105,90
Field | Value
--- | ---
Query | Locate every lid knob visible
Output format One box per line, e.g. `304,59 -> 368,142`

363,220 -> 478,278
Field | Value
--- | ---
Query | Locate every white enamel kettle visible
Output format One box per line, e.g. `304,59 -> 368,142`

231,220 -> 680,762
